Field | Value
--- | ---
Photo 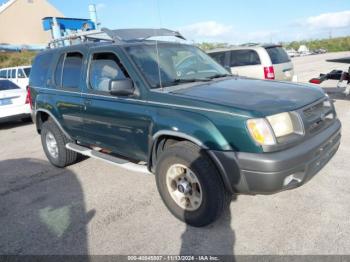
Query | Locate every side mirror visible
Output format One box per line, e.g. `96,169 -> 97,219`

109,79 -> 135,96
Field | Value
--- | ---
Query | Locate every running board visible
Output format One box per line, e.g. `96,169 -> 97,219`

66,143 -> 151,174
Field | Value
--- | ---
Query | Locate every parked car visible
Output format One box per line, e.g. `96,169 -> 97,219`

0,79 -> 31,123
29,28 -> 341,227
286,49 -> 299,58
207,44 -> 294,81
0,65 -> 31,90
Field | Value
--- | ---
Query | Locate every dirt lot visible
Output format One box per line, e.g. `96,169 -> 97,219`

0,52 -> 349,256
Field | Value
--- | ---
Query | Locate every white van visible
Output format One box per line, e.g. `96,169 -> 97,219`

207,44 -> 294,81
0,66 -> 31,90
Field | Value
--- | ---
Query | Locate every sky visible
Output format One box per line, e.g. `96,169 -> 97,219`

3,0 -> 350,44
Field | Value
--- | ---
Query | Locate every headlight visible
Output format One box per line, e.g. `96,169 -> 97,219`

267,112 -> 294,137
247,118 -> 276,146
247,112 -> 304,146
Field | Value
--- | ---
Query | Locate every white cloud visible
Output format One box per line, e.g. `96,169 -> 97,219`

179,21 -> 279,44
180,21 -> 233,39
305,10 -> 350,29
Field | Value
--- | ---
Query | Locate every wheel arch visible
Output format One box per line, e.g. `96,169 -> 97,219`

148,131 -> 237,193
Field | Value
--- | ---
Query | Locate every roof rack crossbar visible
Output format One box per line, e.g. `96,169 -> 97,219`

48,28 -> 186,49
102,28 -> 186,41
48,29 -> 114,48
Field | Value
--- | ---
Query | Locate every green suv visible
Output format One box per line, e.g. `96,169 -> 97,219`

29,29 -> 341,227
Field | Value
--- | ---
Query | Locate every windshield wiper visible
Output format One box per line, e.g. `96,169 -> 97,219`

172,78 -> 211,84
153,77 -> 219,88
153,78 -> 212,89
208,73 -> 232,79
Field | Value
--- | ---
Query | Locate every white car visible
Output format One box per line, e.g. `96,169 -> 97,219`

207,44 -> 295,81
0,66 -> 31,90
0,80 -> 31,123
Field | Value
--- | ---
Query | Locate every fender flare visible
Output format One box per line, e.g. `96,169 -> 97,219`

35,109 -> 72,140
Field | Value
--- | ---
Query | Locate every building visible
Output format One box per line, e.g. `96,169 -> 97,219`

0,0 -> 63,46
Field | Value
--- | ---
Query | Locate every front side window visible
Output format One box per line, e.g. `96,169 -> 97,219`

60,52 -> 83,88
24,67 -> 31,77
126,44 -> 228,89
17,69 -> 26,78
230,50 -> 261,67
89,52 -> 127,92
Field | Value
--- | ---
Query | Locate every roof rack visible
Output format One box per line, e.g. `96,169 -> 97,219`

48,27 -> 186,49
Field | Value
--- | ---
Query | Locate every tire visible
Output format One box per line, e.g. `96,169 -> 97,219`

155,141 -> 231,227
41,119 -> 78,168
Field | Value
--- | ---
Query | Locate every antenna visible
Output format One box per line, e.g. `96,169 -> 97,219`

154,0 -> 163,90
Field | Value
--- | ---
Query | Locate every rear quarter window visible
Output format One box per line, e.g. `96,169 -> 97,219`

230,50 -> 261,67
209,52 -> 226,66
265,47 -> 291,64
30,52 -> 54,87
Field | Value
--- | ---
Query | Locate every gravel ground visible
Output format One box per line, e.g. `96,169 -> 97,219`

0,52 -> 349,256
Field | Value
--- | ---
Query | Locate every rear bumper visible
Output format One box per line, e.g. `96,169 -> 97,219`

0,104 -> 31,122
211,119 -> 341,194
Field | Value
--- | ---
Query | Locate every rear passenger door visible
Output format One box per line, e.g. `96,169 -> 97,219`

53,51 -> 86,141
81,48 -> 151,161
229,50 -> 263,79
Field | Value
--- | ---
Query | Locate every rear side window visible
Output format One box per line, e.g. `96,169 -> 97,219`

230,50 -> 261,67
0,80 -> 20,90
265,47 -> 291,64
11,69 -> 16,78
209,52 -> 226,66
30,52 -> 54,86
55,52 -> 83,88
55,55 -> 64,86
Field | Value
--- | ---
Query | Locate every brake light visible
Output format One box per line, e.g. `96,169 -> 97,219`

26,85 -> 32,109
264,66 -> 275,80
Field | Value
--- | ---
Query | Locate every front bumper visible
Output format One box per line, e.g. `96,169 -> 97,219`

211,119 -> 341,194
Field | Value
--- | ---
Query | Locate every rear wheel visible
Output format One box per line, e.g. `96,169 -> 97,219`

41,119 -> 78,168
156,141 -> 231,227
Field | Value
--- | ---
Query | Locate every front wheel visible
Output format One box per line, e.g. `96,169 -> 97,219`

155,141 -> 231,227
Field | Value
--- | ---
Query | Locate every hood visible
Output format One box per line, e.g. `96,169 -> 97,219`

171,78 -> 325,116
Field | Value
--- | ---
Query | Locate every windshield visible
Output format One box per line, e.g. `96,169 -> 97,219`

126,44 -> 229,88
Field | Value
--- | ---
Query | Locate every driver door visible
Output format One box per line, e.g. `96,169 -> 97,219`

81,48 -> 151,161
